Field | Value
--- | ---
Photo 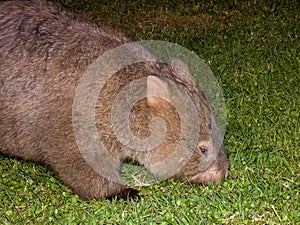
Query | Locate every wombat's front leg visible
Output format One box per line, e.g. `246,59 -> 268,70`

43,146 -> 136,200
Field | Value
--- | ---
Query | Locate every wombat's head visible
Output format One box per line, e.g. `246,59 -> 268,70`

89,49 -> 228,185
141,59 -> 229,184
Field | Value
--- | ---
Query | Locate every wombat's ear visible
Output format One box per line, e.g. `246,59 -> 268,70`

146,76 -> 171,105
171,58 -> 190,75
171,58 -> 195,85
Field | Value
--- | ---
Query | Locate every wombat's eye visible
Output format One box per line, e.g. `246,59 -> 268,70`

199,146 -> 208,154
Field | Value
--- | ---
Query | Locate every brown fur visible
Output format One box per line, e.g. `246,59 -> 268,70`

0,1 -> 228,199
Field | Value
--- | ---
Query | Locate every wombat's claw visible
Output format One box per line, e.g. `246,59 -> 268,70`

108,188 -> 140,201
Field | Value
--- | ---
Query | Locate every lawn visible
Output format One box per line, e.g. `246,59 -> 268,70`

0,0 -> 299,224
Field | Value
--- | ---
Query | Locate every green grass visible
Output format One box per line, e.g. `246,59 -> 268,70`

1,0 -> 299,224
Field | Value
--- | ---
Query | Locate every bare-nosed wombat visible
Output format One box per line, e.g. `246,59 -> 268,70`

0,1 -> 228,199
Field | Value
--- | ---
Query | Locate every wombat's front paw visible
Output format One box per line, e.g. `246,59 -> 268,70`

110,188 -> 140,201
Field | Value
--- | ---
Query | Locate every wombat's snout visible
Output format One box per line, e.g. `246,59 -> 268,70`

173,142 -> 228,184
195,146 -> 228,184
206,143 -> 228,183
213,143 -> 229,182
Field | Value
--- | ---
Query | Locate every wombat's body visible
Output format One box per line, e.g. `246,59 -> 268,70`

0,1 -> 228,199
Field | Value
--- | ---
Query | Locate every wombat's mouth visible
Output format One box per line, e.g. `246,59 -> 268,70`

188,156 -> 229,184
190,168 -> 227,184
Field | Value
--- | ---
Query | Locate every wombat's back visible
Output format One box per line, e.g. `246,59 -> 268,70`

0,0 -> 130,160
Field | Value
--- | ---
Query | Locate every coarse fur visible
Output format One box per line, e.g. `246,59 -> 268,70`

0,0 -> 228,199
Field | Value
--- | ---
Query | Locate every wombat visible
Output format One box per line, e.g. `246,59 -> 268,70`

0,0 -> 228,199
